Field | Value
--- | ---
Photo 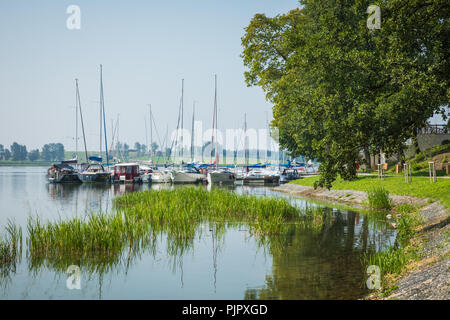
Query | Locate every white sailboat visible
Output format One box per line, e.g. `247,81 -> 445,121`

171,167 -> 205,183
77,65 -> 111,183
170,79 -> 205,184
206,75 -> 236,185
151,170 -> 172,183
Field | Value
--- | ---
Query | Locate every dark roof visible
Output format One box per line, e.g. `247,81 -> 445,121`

53,163 -> 75,170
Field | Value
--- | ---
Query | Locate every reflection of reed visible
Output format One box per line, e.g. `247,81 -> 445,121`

245,209 -> 397,300
0,221 -> 22,284
19,186 -> 391,297
211,225 -> 218,292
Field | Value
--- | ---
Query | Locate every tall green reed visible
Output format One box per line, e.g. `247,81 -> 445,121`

0,220 -> 22,278
367,186 -> 393,210
27,187 -> 329,260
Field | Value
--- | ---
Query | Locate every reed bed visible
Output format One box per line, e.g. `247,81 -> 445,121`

27,187 -> 330,264
114,186 -> 308,236
0,220 -> 22,278
361,213 -> 422,286
367,186 -> 393,210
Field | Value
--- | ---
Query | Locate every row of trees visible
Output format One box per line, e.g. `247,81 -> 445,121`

242,0 -> 449,187
0,143 -> 65,162
112,141 -> 159,158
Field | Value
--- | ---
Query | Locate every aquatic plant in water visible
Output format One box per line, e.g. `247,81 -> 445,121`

0,220 -> 22,279
361,213 -> 423,286
27,187 -> 330,263
367,186 -> 393,210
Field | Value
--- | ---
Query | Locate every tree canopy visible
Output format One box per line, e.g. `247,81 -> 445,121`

11,142 -> 28,161
242,0 -> 449,188
41,143 -> 65,162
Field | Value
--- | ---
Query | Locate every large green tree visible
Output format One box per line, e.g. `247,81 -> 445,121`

10,142 -> 27,161
41,143 -> 65,161
242,0 -> 449,188
28,149 -> 40,161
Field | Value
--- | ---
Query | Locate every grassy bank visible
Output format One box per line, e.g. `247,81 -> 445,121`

291,175 -> 450,209
361,205 -> 431,297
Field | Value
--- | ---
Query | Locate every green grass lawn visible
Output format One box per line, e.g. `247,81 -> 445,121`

292,175 -> 450,209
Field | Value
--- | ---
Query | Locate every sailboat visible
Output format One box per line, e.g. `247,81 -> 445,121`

145,105 -> 172,183
206,75 -> 236,184
171,79 -> 206,184
47,79 -> 85,183
78,65 -> 111,183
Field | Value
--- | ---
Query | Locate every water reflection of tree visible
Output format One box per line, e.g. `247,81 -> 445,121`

245,209 -> 394,300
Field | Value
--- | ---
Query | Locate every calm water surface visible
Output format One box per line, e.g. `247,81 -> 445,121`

0,167 -> 396,299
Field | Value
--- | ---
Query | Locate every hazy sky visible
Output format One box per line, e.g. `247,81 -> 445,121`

0,0 -> 300,151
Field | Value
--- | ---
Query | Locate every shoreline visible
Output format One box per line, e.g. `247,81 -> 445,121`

0,162 -> 53,167
273,183 -> 449,300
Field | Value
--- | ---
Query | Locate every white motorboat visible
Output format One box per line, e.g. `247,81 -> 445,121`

280,168 -> 300,183
171,168 -> 205,183
238,168 -> 280,185
207,169 -> 236,184
151,170 -> 172,183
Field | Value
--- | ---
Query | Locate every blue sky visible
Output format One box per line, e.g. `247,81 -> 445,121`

0,0 -> 300,151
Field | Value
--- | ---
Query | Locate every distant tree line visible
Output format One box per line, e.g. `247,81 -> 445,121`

112,141 -> 160,159
0,142 -> 65,162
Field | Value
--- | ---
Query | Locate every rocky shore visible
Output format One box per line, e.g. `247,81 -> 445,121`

273,184 -> 449,300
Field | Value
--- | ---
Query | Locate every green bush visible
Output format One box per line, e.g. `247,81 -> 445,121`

367,186 -> 393,210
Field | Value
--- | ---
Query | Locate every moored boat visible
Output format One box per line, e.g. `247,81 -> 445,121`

280,168 -> 301,183
151,170 -> 172,183
78,163 -> 111,183
112,163 -> 142,184
47,163 -> 82,183
207,169 -> 236,184
171,168 -> 205,184
238,169 -> 280,185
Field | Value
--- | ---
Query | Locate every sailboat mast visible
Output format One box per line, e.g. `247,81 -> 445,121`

181,79 -> 184,164
165,124 -> 168,163
211,75 -> 216,166
265,111 -> 268,164
76,79 -> 89,163
191,101 -> 195,162
75,81 -> 78,157
99,67 -> 102,158
244,113 -> 248,170
214,74 -> 218,169
100,64 -> 109,167
148,104 -> 152,156
144,114 -> 148,153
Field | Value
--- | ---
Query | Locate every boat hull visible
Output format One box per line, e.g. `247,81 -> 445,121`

151,172 -> 172,183
78,172 -> 111,183
238,175 -> 280,185
207,172 -> 236,184
142,173 -> 152,183
47,173 -> 82,184
171,171 -> 205,184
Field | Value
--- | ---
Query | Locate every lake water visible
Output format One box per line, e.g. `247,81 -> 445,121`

0,167 -> 396,299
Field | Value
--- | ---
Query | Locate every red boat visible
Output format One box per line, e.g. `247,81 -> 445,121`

112,163 -> 142,184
